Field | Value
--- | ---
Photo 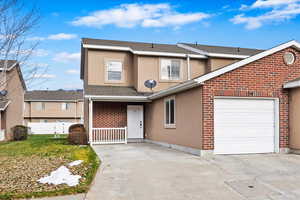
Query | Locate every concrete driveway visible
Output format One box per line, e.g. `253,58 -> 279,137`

86,143 -> 300,200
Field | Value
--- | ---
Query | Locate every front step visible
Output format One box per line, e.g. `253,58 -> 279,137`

127,138 -> 144,143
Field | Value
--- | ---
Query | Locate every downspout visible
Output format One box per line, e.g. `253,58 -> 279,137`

187,54 -> 191,80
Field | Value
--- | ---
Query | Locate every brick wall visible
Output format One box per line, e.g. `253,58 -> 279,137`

202,47 -> 300,150
93,102 -> 127,128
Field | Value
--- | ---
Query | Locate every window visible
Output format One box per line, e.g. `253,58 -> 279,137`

61,102 -> 70,111
164,97 -> 176,128
106,60 -> 123,81
36,102 -> 45,111
160,59 -> 181,81
40,119 -> 48,123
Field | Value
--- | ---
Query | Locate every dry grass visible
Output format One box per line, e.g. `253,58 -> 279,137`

0,135 -> 100,199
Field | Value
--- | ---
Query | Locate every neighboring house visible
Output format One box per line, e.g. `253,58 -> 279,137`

24,90 -> 84,124
0,60 -> 26,141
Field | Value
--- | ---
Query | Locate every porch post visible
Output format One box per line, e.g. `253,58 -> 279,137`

89,98 -> 93,145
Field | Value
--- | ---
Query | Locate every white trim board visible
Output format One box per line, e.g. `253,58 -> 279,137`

177,43 -> 250,59
85,95 -> 150,102
283,79 -> 300,89
82,43 -> 207,58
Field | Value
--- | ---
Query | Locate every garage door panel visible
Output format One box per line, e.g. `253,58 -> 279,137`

214,98 -> 275,154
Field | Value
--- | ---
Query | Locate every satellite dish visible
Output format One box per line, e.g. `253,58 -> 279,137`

144,79 -> 157,91
0,90 -> 8,96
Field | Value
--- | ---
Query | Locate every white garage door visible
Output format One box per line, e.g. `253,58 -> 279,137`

214,98 -> 276,154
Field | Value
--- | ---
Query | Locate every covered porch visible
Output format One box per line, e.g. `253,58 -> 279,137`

89,101 -> 146,144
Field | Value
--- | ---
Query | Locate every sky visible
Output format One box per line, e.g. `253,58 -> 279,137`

23,0 -> 300,90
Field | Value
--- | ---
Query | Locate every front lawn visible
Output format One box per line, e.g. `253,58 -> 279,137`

0,135 -> 100,199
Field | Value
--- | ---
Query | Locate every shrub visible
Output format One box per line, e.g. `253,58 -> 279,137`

68,124 -> 87,145
11,125 -> 29,141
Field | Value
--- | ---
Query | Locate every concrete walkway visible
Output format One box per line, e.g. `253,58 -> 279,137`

85,143 -> 300,200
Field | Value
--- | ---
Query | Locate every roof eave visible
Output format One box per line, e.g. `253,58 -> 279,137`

149,80 -> 203,100
82,43 -> 206,58
283,80 -> 300,89
85,95 -> 151,102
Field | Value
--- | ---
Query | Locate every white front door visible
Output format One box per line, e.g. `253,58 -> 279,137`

214,98 -> 277,154
127,105 -> 144,139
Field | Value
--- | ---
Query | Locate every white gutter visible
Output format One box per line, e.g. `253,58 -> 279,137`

84,95 -> 151,102
283,80 -> 300,89
82,43 -> 206,58
149,80 -> 203,100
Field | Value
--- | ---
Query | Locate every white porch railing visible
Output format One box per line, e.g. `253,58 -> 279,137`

91,127 -> 127,145
0,129 -> 5,141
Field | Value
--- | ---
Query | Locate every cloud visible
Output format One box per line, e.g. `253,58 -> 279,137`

53,52 -> 80,63
71,3 -> 210,28
250,0 -> 300,9
32,74 -> 56,79
65,69 -> 80,74
232,0 -> 300,29
28,33 -> 77,41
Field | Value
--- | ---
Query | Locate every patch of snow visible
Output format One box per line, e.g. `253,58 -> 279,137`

38,166 -> 81,186
69,160 -> 83,167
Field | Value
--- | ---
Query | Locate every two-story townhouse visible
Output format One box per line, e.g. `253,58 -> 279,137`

24,90 -> 84,124
81,38 -> 263,148
0,60 -> 26,141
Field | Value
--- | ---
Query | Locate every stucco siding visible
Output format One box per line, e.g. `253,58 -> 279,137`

137,56 -> 206,92
5,67 -> 25,135
28,102 -> 80,118
87,50 -> 134,86
209,58 -> 239,71
289,87 -> 300,150
145,87 -> 203,149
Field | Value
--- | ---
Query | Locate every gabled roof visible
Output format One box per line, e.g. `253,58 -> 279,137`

0,60 -> 17,71
150,40 -> 300,99
85,85 -> 151,97
0,60 -> 26,90
0,100 -> 10,111
25,90 -> 83,101
178,43 -> 264,59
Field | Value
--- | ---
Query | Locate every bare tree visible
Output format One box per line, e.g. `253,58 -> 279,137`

0,0 -> 40,90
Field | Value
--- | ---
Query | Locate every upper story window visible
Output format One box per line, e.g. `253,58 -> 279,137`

164,96 -> 176,128
61,102 -> 70,111
106,60 -> 123,81
36,102 -> 45,111
160,59 -> 181,81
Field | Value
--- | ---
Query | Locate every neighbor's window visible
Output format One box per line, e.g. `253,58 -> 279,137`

106,60 -> 123,81
61,102 -> 70,111
36,102 -> 45,111
160,59 -> 181,81
165,97 -> 176,128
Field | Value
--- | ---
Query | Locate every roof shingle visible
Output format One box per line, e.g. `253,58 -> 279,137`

25,90 -> 83,101
85,85 -> 151,97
